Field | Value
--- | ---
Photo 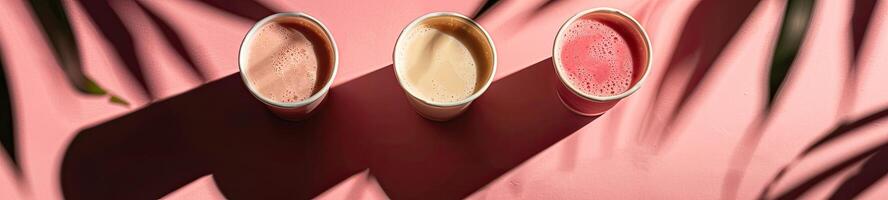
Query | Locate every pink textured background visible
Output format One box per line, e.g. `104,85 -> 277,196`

1,0 -> 888,199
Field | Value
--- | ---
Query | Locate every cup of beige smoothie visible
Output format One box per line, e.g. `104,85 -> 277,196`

239,12 -> 338,121
393,12 -> 497,121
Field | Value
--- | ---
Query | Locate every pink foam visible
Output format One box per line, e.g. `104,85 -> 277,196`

559,18 -> 634,97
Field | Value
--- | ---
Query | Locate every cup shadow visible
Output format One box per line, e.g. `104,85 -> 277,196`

61,58 -> 597,199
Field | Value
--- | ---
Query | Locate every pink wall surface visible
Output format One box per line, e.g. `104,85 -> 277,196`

1,0 -> 887,199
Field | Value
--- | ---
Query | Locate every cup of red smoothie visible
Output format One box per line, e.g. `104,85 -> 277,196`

553,8 -> 652,116
239,12 -> 338,121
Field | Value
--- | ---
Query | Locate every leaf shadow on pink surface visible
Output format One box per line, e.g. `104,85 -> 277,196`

595,0 -> 667,160
61,58 -> 598,199
76,0 -> 154,99
757,105 -> 888,199
471,0 -> 502,20
0,46 -> 17,175
72,0 -> 275,100
472,0 -> 560,21
471,0 -> 564,39
762,142 -> 888,200
725,1 -> 817,199
193,0 -> 275,22
838,0 -> 880,115
637,0 -> 761,149
135,1 -> 207,82
850,0 -> 878,62
829,145 -> 888,199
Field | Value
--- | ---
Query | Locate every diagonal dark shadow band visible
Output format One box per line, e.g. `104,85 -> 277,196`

61,58 -> 598,199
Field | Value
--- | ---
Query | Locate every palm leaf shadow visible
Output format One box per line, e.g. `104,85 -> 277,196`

839,0 -> 880,115
798,106 -> 888,158
474,0 -> 562,38
76,0 -> 154,99
0,46 -> 17,175
638,0 -> 762,147
851,0 -> 878,61
767,142 -> 888,200
723,1 -> 817,199
758,105 -> 888,199
472,0 -> 561,21
512,0 -> 561,27
471,0 -> 501,20
829,146 -> 888,199
597,0 -> 669,157
28,0 -> 121,98
194,0 -> 275,22
6,0 -> 275,174
17,0 -> 136,172
135,1 -> 207,82
70,0 -> 276,99
136,0 -> 277,81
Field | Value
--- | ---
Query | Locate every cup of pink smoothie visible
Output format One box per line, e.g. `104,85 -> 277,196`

553,8 -> 652,116
239,13 -> 338,121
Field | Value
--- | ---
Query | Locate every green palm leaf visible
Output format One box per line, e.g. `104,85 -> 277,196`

28,0 -> 127,105
766,0 -> 815,112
